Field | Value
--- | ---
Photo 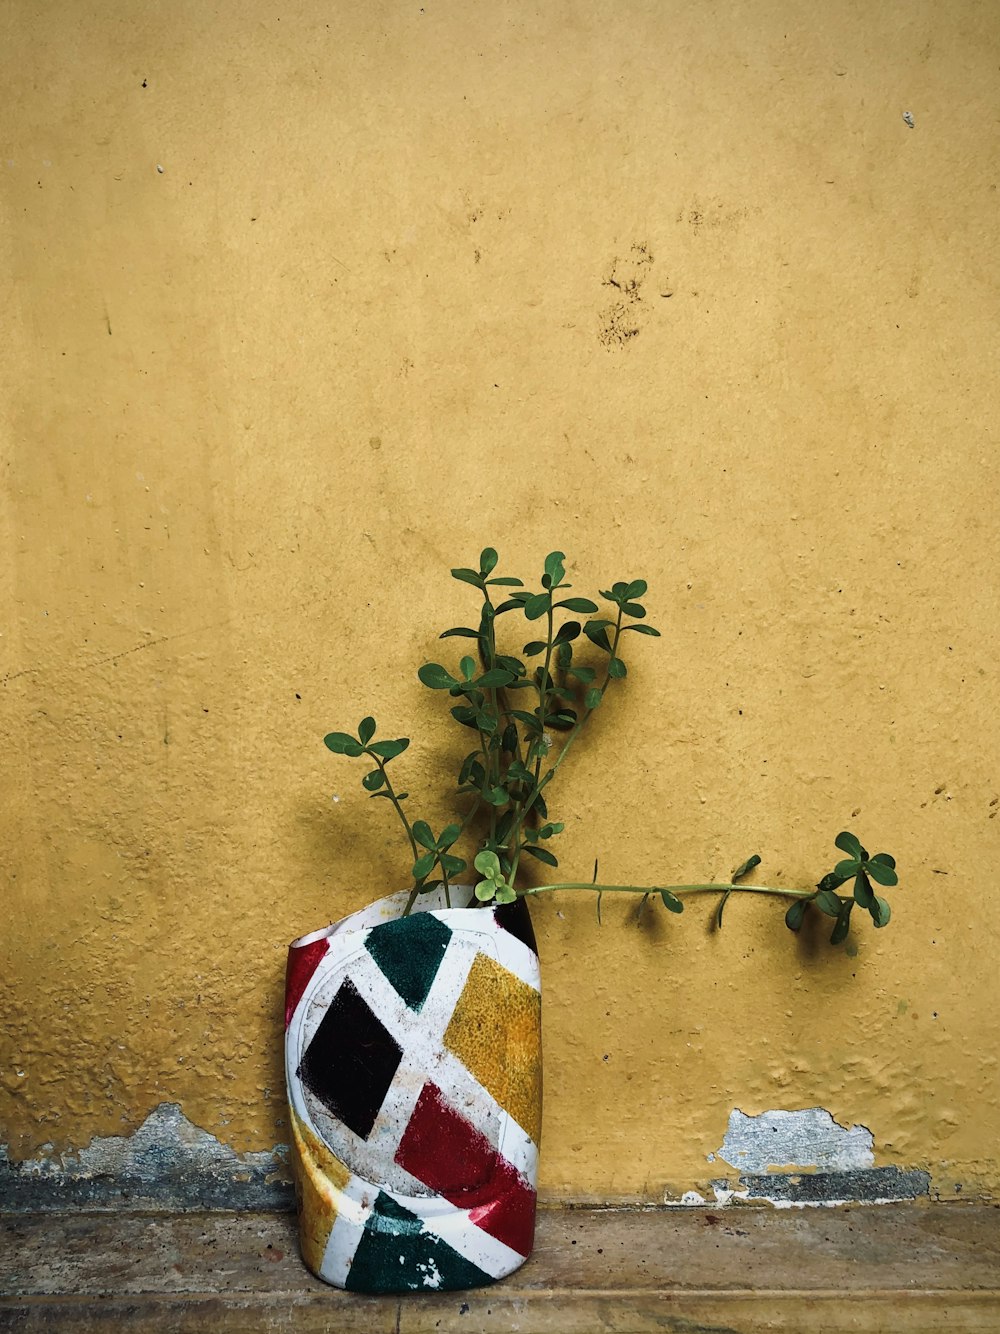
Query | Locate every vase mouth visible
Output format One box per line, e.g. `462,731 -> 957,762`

289,884 -> 476,951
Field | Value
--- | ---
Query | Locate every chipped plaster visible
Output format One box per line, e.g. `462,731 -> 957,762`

714,1107 -> 876,1174
0,1103 -> 292,1212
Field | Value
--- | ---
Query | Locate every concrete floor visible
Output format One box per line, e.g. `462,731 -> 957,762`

2,1203 -> 999,1332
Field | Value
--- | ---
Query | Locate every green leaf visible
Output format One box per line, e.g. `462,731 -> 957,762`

621,602 -> 646,618
523,844 -> 558,867
368,738 -> 409,760
607,656 -> 627,679
440,853 -> 467,878
480,547 -> 498,576
816,888 -> 843,917
412,820 -> 436,850
358,717 -> 376,745
324,731 -> 365,756
731,854 -> 761,882
853,867 -> 876,910
585,686 -> 603,709
625,579 -> 648,600
484,785 -> 509,806
554,621 -> 581,645
544,551 -> 566,586
538,822 -> 564,838
460,655 -> 476,682
570,665 -> 596,684
495,654 -> 527,678
785,899 -> 808,931
500,722 -> 518,753
584,621 -> 612,652
412,852 -> 436,880
418,663 -> 457,689
599,588 -> 620,604
451,705 -> 479,728
545,711 -> 577,730
835,831 -> 866,861
474,850 -> 501,877
510,708 -> 542,731
870,852 -> 896,870
438,823 -> 461,848
522,640 -> 547,657
494,883 -> 517,904
659,889 -> 684,913
865,858 -> 898,887
487,577 -> 524,587
361,769 -> 384,791
369,789 -> 408,801
871,896 -> 892,928
830,900 -> 853,945
556,597 -> 599,613
451,567 -> 485,588
834,858 -> 861,879
440,626 -> 480,640
621,623 -> 661,637
524,592 -> 551,621
476,668 -> 516,689
474,879 -> 496,901
816,870 -> 850,892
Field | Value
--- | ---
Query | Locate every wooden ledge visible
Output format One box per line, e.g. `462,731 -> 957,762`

2,1203 -> 999,1332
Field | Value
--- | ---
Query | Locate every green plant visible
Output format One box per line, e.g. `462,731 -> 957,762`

324,548 -> 898,945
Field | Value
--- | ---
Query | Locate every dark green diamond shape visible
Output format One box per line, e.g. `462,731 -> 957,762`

364,912 -> 452,1011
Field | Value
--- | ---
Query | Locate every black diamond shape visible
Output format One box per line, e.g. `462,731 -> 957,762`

298,978 -> 403,1140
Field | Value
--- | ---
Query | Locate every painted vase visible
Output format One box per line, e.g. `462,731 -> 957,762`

284,887 -> 542,1293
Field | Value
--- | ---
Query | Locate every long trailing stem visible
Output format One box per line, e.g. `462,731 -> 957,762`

519,881 -> 814,901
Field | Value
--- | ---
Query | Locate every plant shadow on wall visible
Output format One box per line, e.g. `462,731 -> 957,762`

284,549 -> 900,1296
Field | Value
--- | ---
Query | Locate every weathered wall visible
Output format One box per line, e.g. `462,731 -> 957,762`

2,0 -> 999,1204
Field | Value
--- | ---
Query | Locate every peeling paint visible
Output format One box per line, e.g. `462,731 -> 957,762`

660,1108 -> 934,1208
716,1108 -> 876,1173
0,1102 -> 293,1213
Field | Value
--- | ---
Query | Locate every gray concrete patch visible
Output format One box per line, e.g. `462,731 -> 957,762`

714,1107 -> 876,1174
712,1165 -> 931,1206
0,1103 -> 294,1212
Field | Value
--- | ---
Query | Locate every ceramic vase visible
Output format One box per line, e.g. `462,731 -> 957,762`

284,887 -> 542,1292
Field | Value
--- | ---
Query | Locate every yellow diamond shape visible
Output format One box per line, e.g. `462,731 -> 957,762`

444,952 -> 542,1144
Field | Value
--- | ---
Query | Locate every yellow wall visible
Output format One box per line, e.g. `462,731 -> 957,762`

3,0 -> 999,1201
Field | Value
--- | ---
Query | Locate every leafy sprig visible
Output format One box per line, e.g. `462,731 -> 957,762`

324,549 -> 899,950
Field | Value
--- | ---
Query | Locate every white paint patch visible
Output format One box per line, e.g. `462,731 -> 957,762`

716,1108 -> 875,1173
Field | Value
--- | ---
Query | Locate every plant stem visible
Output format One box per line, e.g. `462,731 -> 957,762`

372,756 -> 418,860
519,881 -> 815,901
506,608 -> 624,882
